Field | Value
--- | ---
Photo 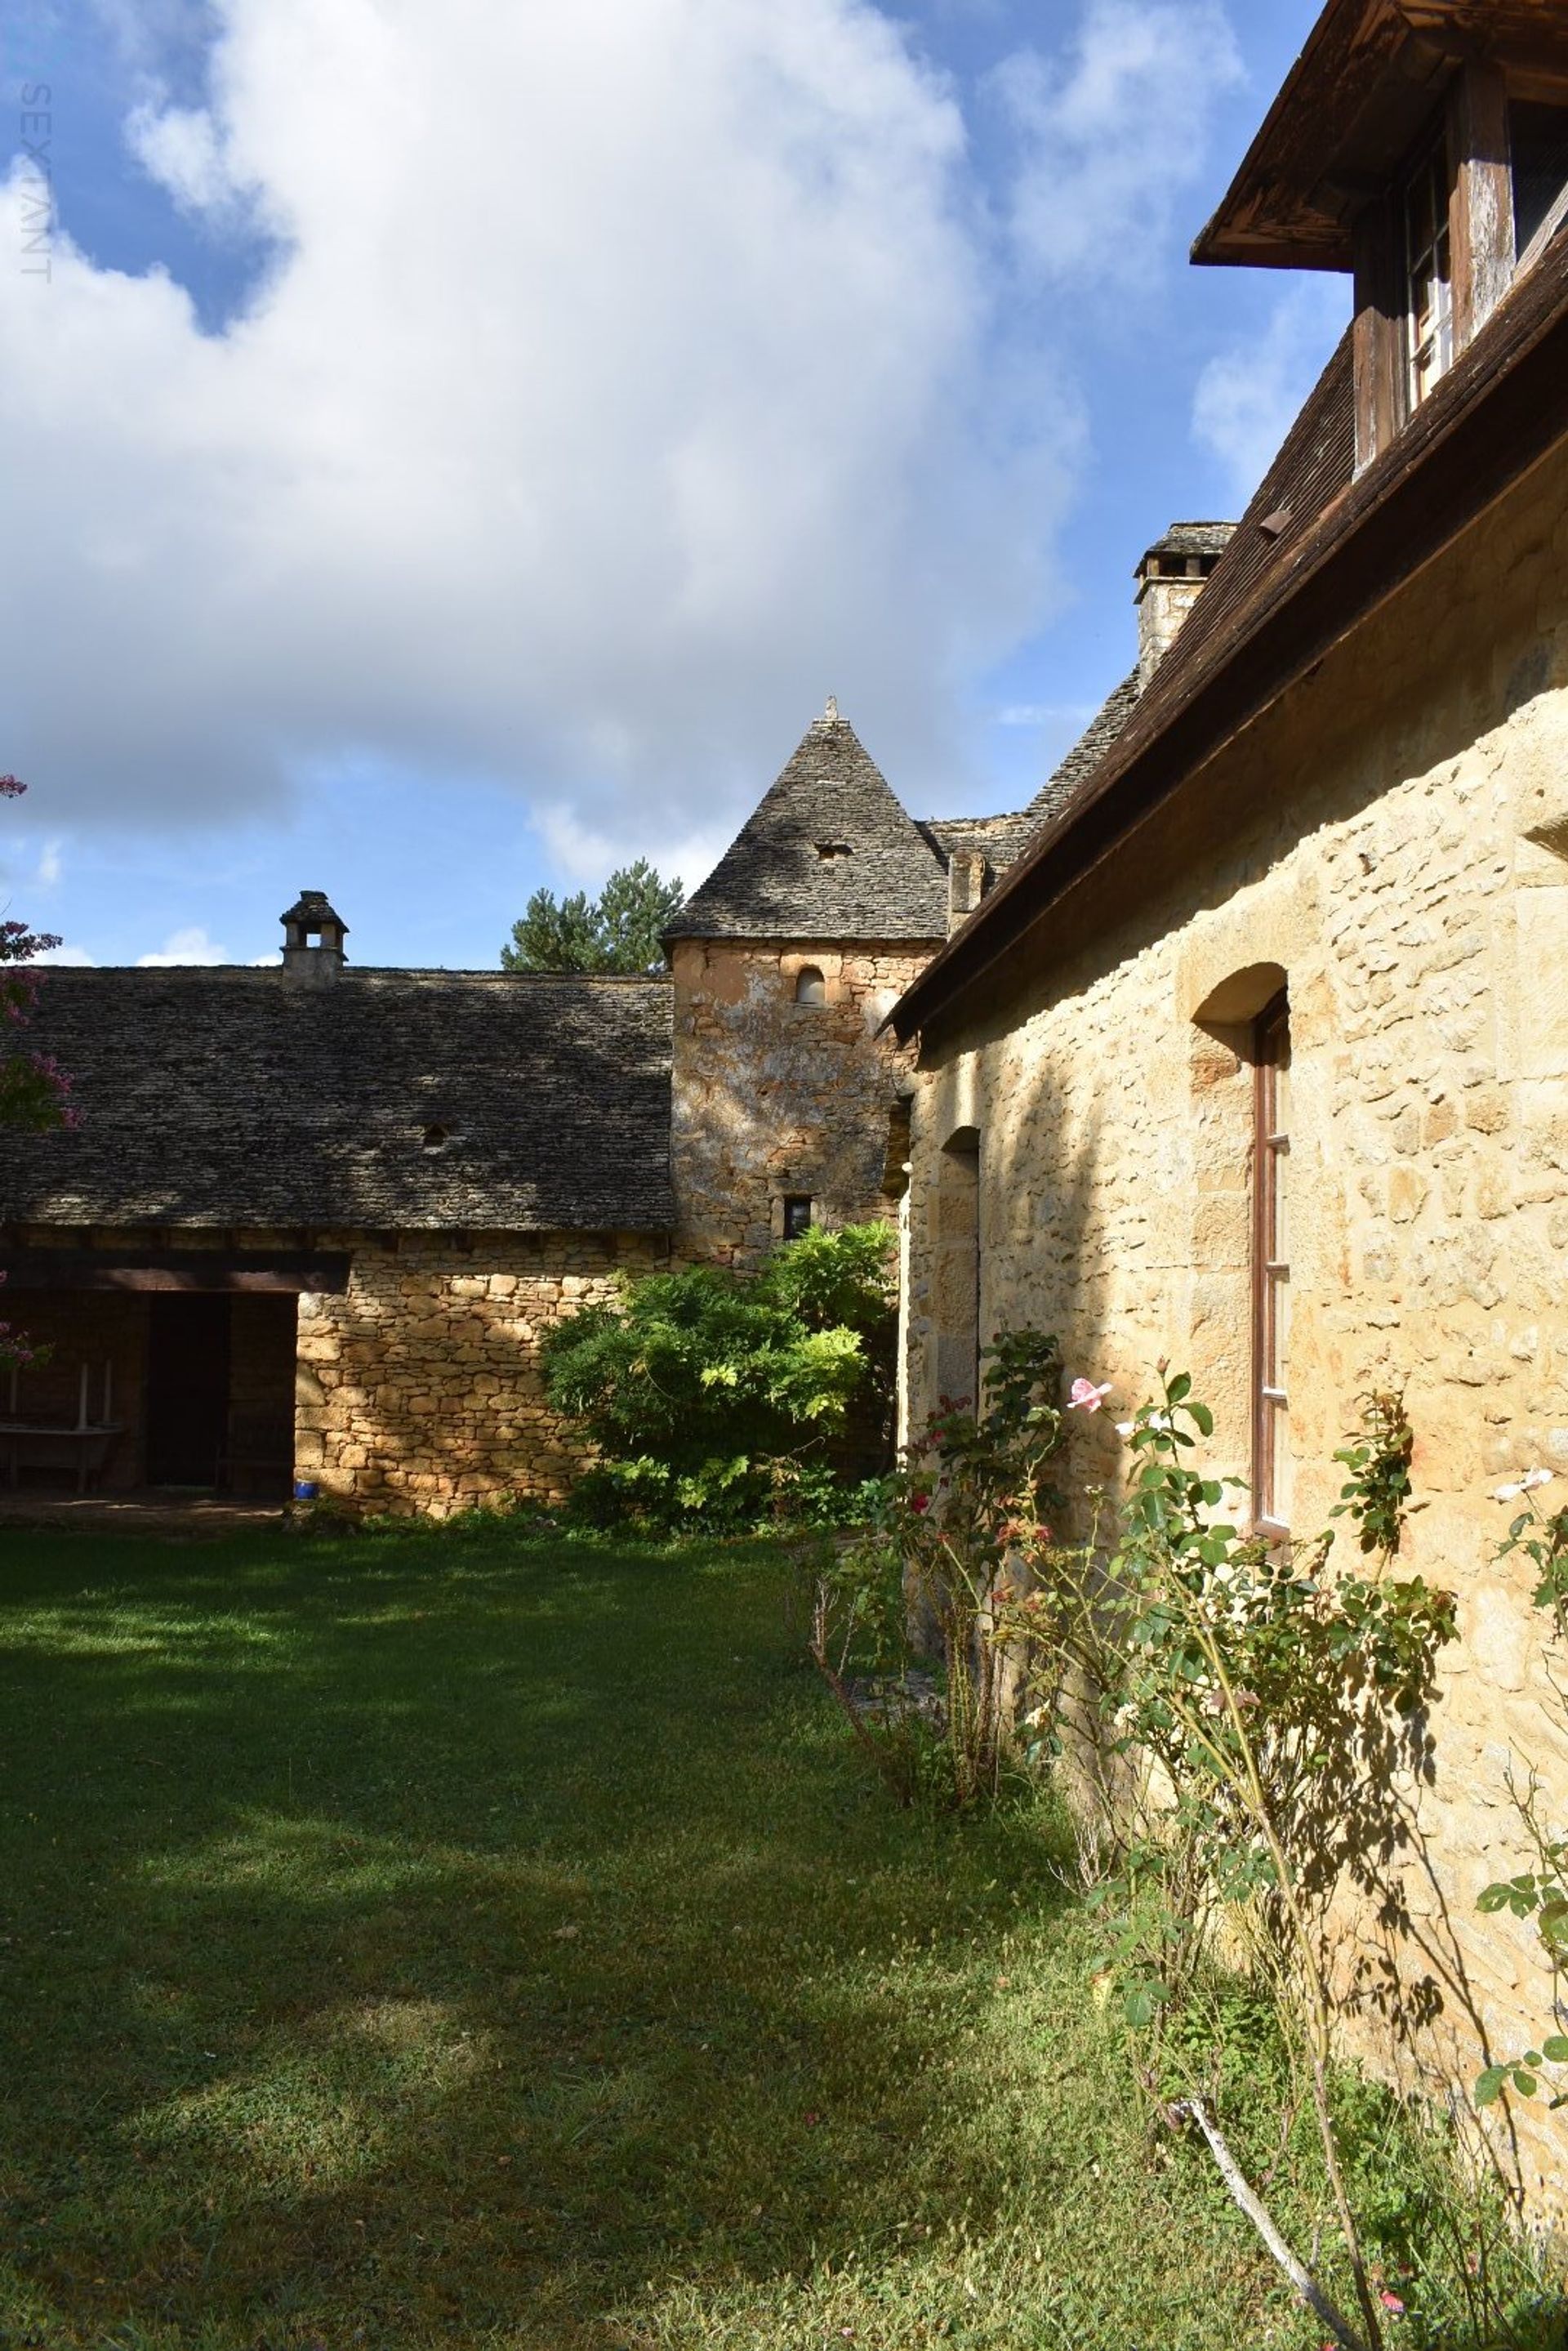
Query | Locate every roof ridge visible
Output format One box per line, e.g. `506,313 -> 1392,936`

664,707 -> 948,943
31,965 -> 675,984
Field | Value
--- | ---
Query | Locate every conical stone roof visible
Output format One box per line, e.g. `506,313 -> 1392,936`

665,708 -> 948,942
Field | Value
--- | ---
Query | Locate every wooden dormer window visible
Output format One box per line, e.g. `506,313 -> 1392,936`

1193,5 -> 1568,482
1404,127 -> 1454,408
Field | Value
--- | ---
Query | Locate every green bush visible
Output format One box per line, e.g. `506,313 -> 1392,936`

541,1223 -> 896,1530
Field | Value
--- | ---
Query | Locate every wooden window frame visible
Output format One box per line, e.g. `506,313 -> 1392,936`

1404,122 -> 1456,412
1352,62 -> 1518,475
1251,992 -> 1290,1541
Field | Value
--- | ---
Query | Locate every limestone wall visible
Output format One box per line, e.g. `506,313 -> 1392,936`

296,1231 -> 665,1516
905,437 -> 1568,2199
670,939 -> 935,1266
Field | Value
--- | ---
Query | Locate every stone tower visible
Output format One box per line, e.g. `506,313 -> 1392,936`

662,704 -> 951,1267
662,527 -> 1236,1271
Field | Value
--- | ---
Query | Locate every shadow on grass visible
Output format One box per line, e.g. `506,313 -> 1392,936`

0,1528 -> 1087,2349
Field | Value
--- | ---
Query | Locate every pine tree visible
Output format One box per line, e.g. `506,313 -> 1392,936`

501,859 -> 684,975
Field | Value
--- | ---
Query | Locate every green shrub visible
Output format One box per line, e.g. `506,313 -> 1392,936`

541,1223 -> 896,1530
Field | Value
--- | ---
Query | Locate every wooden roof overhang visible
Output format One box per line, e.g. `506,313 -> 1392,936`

0,1248 -> 352,1292
1193,0 -> 1568,271
889,235 -> 1568,1051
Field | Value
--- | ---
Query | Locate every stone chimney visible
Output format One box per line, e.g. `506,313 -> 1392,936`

280,890 -> 349,979
947,847 -> 987,935
1135,523 -> 1236,688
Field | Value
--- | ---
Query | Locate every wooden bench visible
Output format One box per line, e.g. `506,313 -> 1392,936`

0,1421 -> 125,1495
2,1362 -> 124,1494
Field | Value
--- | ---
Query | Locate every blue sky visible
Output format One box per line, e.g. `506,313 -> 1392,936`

0,0 -> 1346,969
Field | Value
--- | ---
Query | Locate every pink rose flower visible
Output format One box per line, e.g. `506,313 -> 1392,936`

1068,1379 -> 1113,1413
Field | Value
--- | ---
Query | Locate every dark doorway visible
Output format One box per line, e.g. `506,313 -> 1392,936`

145,1294 -> 232,1486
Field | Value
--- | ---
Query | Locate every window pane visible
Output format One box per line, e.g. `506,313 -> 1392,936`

1511,101 -> 1568,257
1270,1397 -> 1294,1531
1405,135 -> 1453,406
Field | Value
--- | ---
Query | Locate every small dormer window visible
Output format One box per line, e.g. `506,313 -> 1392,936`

795,966 -> 826,1006
814,841 -> 851,861
1404,127 -> 1454,411
422,1123 -> 450,1152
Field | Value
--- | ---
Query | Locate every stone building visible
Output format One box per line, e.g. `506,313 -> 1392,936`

0,919 -> 673,1513
0,712 -> 1074,1510
890,0 -> 1568,2203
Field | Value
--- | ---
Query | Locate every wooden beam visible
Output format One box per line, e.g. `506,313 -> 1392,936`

0,1251 -> 352,1293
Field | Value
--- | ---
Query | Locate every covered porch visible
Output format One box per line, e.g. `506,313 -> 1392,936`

0,1247 -> 348,1500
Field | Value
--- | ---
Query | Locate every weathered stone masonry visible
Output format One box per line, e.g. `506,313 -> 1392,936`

670,941 -> 931,1266
904,437 -> 1568,2206
296,1232 -> 665,1516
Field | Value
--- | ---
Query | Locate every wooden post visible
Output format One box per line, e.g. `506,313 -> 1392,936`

1352,194 -> 1403,475
1450,60 -> 1517,348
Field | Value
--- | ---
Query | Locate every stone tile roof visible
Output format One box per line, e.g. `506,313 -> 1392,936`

666,710 -> 948,941
1143,523 -> 1237,560
1024,672 -> 1143,828
919,673 -> 1145,890
0,969 -> 675,1233
920,814 -> 1038,876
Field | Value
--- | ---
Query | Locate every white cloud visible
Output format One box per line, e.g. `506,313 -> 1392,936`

0,0 -> 1092,849
1192,277 -> 1348,505
136,923 -> 229,965
993,699 -> 1094,729
33,942 -> 97,966
994,0 -> 1245,287
534,801 -> 733,901
36,839 -> 63,887
125,99 -> 249,218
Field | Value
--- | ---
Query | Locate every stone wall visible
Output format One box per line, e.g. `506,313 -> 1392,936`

670,939 -> 936,1266
296,1230 -> 665,1515
904,436 -> 1568,2204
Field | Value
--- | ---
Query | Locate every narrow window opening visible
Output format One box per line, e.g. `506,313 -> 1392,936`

422,1123 -> 450,1152
795,966 -> 826,1006
1405,127 -> 1454,408
782,1195 -> 813,1242
880,1095 -> 913,1198
814,841 -> 852,861
934,1128 -> 981,1412
1252,993 -> 1292,1536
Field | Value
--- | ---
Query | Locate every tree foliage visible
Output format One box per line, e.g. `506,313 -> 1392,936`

541,1223 -> 896,1527
501,859 -> 684,975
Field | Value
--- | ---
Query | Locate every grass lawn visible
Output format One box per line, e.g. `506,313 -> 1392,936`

0,1523 -> 1551,2350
